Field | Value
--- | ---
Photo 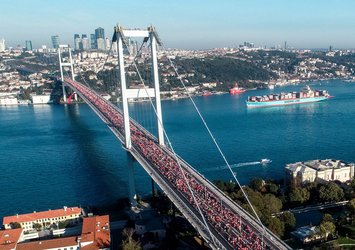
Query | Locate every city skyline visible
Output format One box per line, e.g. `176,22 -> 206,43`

1,0 -> 355,49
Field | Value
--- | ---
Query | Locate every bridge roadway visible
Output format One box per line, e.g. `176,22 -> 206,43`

63,78 -> 291,250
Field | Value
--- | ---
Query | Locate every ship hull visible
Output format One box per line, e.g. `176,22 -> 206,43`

246,96 -> 329,108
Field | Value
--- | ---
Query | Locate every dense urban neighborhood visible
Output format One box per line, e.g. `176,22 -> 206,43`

1,38 -> 355,105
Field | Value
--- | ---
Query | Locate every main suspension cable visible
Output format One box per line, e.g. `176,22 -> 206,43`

161,44 -> 267,238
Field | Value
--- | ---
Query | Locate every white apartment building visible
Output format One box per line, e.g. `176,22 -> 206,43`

285,159 -> 354,184
0,38 -> 5,52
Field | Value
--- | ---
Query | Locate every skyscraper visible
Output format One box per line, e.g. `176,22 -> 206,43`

81,34 -> 90,50
97,38 -> 106,51
25,40 -> 32,51
51,35 -> 60,49
74,34 -> 81,51
0,38 -> 5,52
90,34 -> 96,49
95,27 -> 105,39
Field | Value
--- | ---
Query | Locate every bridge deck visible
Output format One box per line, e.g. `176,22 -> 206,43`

63,78 -> 291,250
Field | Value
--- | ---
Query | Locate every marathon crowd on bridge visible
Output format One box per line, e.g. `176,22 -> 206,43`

64,78 -> 268,250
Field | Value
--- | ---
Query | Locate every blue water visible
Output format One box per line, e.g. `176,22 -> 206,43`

1,80 -> 355,221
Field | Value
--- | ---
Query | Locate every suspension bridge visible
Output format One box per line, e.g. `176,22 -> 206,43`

58,25 -> 291,250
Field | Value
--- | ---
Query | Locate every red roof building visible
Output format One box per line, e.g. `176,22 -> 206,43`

0,228 -> 23,250
80,215 -> 110,250
3,206 -> 82,231
16,236 -> 79,250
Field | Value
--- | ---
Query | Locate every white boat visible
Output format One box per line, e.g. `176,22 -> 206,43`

260,159 -> 272,164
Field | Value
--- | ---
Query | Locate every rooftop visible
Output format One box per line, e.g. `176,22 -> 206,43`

0,228 -> 22,250
81,215 -> 110,250
286,159 -> 353,172
3,206 -> 81,225
16,236 -> 78,250
291,225 -> 319,240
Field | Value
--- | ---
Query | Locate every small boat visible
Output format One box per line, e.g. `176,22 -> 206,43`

202,91 -> 212,96
260,159 -> 272,164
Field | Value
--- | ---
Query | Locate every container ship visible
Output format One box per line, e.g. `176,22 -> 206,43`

246,86 -> 331,108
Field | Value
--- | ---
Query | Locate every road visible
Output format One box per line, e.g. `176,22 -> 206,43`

274,200 -> 349,215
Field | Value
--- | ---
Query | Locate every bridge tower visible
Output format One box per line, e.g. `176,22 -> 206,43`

58,45 -> 77,102
114,25 -> 165,149
114,26 -> 165,207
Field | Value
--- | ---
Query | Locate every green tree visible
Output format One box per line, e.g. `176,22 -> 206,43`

10,222 -> 21,229
347,198 -> 355,224
33,223 -> 42,231
58,220 -> 70,229
280,211 -> 296,231
322,214 -> 334,224
265,217 -> 285,238
263,194 -> 283,214
318,182 -> 344,202
319,221 -> 336,240
267,183 -> 279,194
289,187 -> 310,205
350,178 -> 355,195
122,228 -> 141,250
249,178 -> 265,192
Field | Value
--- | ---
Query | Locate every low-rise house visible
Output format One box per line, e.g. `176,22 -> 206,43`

80,215 -> 111,250
291,225 -> 322,243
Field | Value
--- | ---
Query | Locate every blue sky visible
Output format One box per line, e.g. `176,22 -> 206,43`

1,0 -> 355,49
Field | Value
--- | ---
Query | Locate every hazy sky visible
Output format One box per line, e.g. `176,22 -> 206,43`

1,0 -> 355,49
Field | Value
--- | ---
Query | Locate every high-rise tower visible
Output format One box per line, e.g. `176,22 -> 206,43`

25,40 -> 33,51
95,27 -> 105,39
90,34 -> 96,49
74,34 -> 81,50
51,35 -> 60,49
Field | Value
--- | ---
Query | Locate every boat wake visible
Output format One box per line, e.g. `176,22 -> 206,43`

201,161 -> 262,173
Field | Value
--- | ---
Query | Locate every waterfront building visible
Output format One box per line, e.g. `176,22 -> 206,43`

0,38 -> 5,52
95,27 -> 105,39
25,40 -> 32,51
285,159 -> 354,184
0,215 -> 110,250
97,38 -> 106,51
0,96 -> 18,106
31,94 -> 51,104
74,34 -> 81,50
51,35 -> 60,49
291,226 -> 322,243
3,206 -> 81,231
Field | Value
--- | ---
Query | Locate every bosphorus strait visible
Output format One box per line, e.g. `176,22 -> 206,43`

1,80 -> 355,223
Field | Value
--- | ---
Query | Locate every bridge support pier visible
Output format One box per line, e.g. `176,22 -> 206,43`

127,152 -> 137,207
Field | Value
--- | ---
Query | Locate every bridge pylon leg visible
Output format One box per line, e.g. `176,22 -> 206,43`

126,152 -> 137,207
